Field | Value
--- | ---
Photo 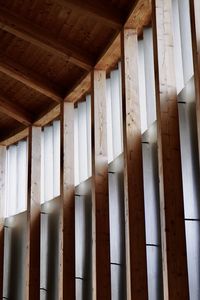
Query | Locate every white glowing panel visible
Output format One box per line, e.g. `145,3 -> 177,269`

143,28 -> 157,127
43,126 -> 54,202
74,108 -> 79,186
86,95 -> 92,177
138,39 -> 147,133
106,77 -> 114,163
53,120 -> 60,198
5,140 -> 28,217
78,101 -> 88,183
110,69 -> 123,159
16,141 -> 27,214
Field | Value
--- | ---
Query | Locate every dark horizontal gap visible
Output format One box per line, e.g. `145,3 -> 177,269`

111,262 -> 122,266
142,141 -> 149,144
108,171 -> 115,174
178,101 -> 186,104
40,288 -> 47,291
3,297 -> 9,299
76,277 -> 84,281
41,212 -> 48,215
185,218 -> 200,222
146,243 -> 160,248
75,194 -> 81,197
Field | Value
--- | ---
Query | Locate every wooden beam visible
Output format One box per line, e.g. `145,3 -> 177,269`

59,102 -> 75,299
0,8 -> 94,71
121,28 -> 148,299
0,94 -> 33,126
0,54 -> 63,103
0,146 -> 6,299
189,0 -> 200,163
65,73 -> 91,102
27,127 -> 41,300
91,70 -> 111,300
57,0 -> 123,30
0,128 -> 28,146
125,0 -> 152,33
152,0 -> 189,299
34,104 -> 60,127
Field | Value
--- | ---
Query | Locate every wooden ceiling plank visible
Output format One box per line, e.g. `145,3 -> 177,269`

0,8 -> 94,70
0,55 -> 62,103
0,94 -> 33,126
57,0 -> 124,29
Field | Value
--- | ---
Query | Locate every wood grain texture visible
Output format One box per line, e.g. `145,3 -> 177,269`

125,0 -> 152,33
0,146 -> 5,299
0,54 -> 62,103
152,0 -> 189,299
0,93 -> 33,126
59,102 -> 75,299
27,127 -> 41,300
121,28 -> 148,300
57,0 -> 124,29
91,70 -> 111,300
0,7 -> 94,70
65,73 -> 91,102
190,0 -> 200,163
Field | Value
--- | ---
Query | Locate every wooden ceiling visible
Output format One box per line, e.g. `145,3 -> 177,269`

0,0 -> 140,142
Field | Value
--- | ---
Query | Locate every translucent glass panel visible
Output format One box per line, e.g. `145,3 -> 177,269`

41,120 -> 60,203
138,28 -> 156,132
74,96 -> 91,186
106,64 -> 123,162
108,155 -> 126,300
172,0 -> 194,93
40,197 -> 60,299
142,123 -> 163,300
178,78 -> 200,299
5,140 -> 28,217
3,212 -> 28,299
75,180 -> 92,300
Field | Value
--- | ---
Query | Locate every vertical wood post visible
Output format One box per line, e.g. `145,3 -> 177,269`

60,102 -> 75,300
0,146 -> 6,298
91,70 -> 111,300
121,28 -> 148,300
152,0 -> 189,299
27,126 -> 41,300
190,0 -> 200,161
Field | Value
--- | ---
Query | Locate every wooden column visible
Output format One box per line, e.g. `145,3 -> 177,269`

60,102 -> 75,300
27,127 -> 41,300
190,0 -> 200,161
152,0 -> 189,299
121,29 -> 148,300
0,146 -> 6,298
91,70 -> 111,300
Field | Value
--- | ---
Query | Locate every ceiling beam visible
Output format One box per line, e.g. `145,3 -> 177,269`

0,94 -> 33,126
0,8 -> 94,70
0,54 -> 63,103
58,0 -> 124,29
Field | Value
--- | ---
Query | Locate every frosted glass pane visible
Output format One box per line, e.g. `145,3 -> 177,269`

106,78 -> 114,163
78,102 -> 88,183
172,0 -> 184,93
138,39 -> 147,133
16,141 -> 27,214
53,120 -> 60,198
143,28 -> 156,127
44,126 -> 54,201
5,145 -> 17,217
86,95 -> 92,177
110,69 -> 123,158
74,108 -> 79,186
41,131 -> 45,203
178,0 -> 194,84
